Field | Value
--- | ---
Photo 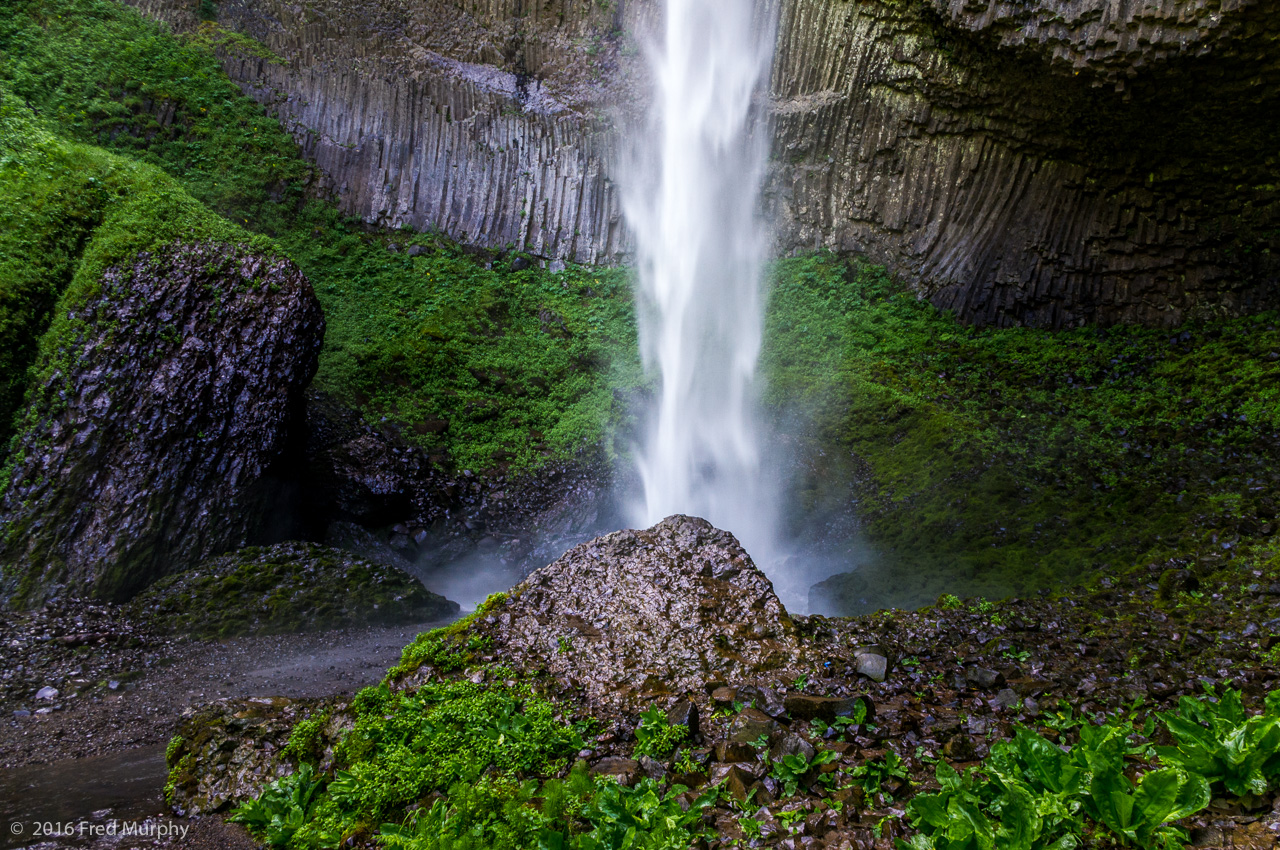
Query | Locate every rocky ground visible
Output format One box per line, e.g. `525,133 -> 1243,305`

0,603 -> 454,769
162,516 -> 1280,849
0,599 -> 458,849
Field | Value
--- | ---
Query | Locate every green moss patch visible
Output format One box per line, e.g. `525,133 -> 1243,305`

763,254 -> 1280,610
127,542 -> 459,638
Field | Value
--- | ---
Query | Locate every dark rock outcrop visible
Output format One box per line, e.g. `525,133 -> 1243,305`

769,0 -> 1280,327
408,515 -> 807,709
165,696 -> 324,816
126,0 -> 1280,327
0,243 -> 324,606
127,542 -> 459,638
302,387 -> 618,581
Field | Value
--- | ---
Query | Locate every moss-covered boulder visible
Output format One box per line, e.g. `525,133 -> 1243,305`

0,90 -> 326,606
397,515 -> 808,711
0,242 -> 324,605
129,542 -> 458,638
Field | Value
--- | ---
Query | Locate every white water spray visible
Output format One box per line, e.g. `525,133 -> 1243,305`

623,0 -> 790,597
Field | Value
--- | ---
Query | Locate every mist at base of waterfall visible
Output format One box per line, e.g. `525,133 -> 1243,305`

620,0 -> 791,601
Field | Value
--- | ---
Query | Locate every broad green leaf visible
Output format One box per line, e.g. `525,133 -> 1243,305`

1132,768 -> 1181,826
1168,771 -> 1210,822
992,781 -> 1039,850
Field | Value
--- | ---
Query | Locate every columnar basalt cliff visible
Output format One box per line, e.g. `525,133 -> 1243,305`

0,244 -> 324,605
768,0 -> 1280,327
126,0 -> 1280,326
125,0 -> 641,265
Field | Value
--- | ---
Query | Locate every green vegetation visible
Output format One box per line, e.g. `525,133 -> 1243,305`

386,592 -> 506,680
898,687 -> 1280,850
849,751 -> 910,802
764,254 -> 1280,608
1156,688 -> 1280,797
125,543 -> 455,638
0,83 -> 261,454
376,770 -> 720,850
632,705 -> 688,759
280,205 -> 641,470
769,748 -> 840,798
222,613 -> 724,850
0,0 -> 642,474
230,763 -> 327,848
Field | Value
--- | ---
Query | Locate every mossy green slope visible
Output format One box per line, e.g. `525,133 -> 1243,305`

0,0 -> 643,475
0,85 -> 260,455
764,254 -> 1280,609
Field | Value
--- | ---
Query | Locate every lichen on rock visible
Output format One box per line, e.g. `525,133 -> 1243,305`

399,515 -> 808,709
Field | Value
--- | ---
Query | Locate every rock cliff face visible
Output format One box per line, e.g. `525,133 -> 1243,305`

125,0 -> 639,265
768,0 -> 1280,327
0,243 -> 324,605
126,0 -> 1280,326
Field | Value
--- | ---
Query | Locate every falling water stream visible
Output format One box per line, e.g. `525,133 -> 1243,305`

623,0 -> 803,602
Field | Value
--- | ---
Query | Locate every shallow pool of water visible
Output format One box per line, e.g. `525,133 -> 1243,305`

0,745 -> 166,849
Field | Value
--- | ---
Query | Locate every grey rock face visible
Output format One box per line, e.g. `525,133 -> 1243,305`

0,243 -> 324,605
128,0 -> 1280,328
449,515 -> 802,710
124,0 -> 634,266
768,0 -> 1280,327
165,696 -> 319,816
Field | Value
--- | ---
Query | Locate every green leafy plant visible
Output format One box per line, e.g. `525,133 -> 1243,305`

633,705 -> 688,759
851,752 -> 910,801
1156,688 -> 1280,797
899,711 -> 1218,850
230,763 -> 328,848
770,749 -> 839,798
566,778 -> 720,850
282,710 -> 330,765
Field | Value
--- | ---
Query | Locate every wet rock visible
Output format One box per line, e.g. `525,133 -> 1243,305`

1189,826 -> 1225,846
728,708 -> 781,746
666,699 -> 699,740
590,757 -> 641,786
738,684 -> 786,718
452,516 -> 798,710
854,647 -> 888,683
716,741 -> 760,763
0,244 -> 324,605
943,735 -> 978,761
638,755 -> 666,781
966,667 -> 1006,690
990,688 -> 1020,711
711,764 -> 759,801
783,694 -> 874,723
770,733 -> 817,763
711,686 -> 738,706
166,696 -> 316,815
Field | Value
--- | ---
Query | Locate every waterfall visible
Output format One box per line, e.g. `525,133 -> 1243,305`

622,0 -> 788,598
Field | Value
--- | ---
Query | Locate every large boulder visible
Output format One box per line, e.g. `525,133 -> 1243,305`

0,243 -> 324,605
419,515 -> 808,709
127,542 -> 459,638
